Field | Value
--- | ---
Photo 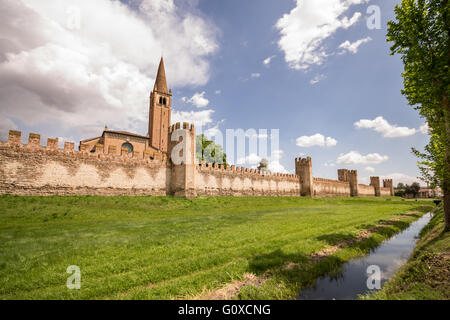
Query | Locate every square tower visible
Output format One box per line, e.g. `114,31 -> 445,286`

149,57 -> 171,153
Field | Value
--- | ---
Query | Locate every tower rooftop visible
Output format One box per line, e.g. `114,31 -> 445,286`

153,57 -> 169,94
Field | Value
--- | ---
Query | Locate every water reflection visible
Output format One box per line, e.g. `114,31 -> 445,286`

298,213 -> 432,300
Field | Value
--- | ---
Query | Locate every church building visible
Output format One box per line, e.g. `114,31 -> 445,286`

79,57 -> 172,158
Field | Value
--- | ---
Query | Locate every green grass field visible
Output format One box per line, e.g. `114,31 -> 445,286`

0,195 -> 433,300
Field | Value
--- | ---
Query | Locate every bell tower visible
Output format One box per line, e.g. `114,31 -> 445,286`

148,57 -> 171,152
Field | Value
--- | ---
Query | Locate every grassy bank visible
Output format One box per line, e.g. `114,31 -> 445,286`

362,206 -> 449,300
0,195 -> 432,300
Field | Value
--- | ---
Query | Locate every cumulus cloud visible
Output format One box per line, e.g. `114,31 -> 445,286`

182,91 -> 209,108
365,166 -> 375,173
0,0 -> 218,140
251,73 -> 261,78
337,151 -> 388,165
383,173 -> 422,186
237,149 -> 289,174
276,0 -> 367,70
354,116 -> 417,138
237,153 -> 261,165
296,133 -> 337,147
268,149 -> 289,174
338,37 -> 372,54
171,109 -> 214,129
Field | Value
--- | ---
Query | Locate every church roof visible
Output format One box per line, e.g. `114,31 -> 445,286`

104,130 -> 149,139
153,57 -> 169,94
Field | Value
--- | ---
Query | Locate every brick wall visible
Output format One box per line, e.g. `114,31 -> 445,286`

0,129 -> 393,198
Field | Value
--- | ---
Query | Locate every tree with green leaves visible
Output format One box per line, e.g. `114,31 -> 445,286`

387,0 -> 449,229
195,134 -> 227,167
405,182 -> 421,198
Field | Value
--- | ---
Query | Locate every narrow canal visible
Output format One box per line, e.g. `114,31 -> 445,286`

298,212 -> 433,300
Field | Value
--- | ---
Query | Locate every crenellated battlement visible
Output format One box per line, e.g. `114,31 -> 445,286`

2,129 -> 394,198
3,130 -> 168,165
295,157 -> 312,166
169,122 -> 195,133
314,177 -> 348,184
383,178 -> 394,196
383,179 -> 393,187
370,176 -> 380,185
370,176 -> 381,197
196,161 -> 298,181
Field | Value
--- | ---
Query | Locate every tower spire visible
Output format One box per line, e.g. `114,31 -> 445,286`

153,57 -> 169,94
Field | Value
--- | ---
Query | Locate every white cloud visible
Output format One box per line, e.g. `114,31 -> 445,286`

383,173 -> 421,186
263,55 -> 276,66
171,109 -> 214,128
337,150 -> 388,165
183,91 -> 209,108
338,37 -> 372,54
310,74 -> 326,85
354,116 -> 417,138
215,90 -> 221,94
236,149 -> 289,174
237,153 -> 261,165
0,0 -> 218,139
251,73 -> 261,78
419,122 -> 430,134
276,0 -> 367,70
203,125 -> 221,139
325,137 -> 337,147
268,149 -> 289,174
296,133 -> 337,147
365,166 -> 375,173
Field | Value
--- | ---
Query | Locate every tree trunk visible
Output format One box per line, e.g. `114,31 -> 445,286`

444,91 -> 450,231
445,187 -> 450,230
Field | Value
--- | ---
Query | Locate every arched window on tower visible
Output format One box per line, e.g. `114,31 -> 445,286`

163,97 -> 167,105
159,97 -> 163,104
121,142 -> 134,154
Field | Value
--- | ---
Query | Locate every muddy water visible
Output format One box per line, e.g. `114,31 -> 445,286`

298,213 -> 433,300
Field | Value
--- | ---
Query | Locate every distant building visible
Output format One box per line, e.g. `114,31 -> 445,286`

418,187 -> 443,198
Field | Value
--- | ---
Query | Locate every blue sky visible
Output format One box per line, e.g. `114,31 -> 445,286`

0,0 -> 430,185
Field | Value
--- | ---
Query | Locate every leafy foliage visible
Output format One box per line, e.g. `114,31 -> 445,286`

387,0 -> 449,228
395,182 -> 421,198
195,134 -> 227,167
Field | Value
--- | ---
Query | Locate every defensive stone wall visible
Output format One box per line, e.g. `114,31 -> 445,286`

313,178 -> 351,197
195,163 -> 299,196
358,184 -> 376,196
0,131 -> 169,196
0,129 -> 394,198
